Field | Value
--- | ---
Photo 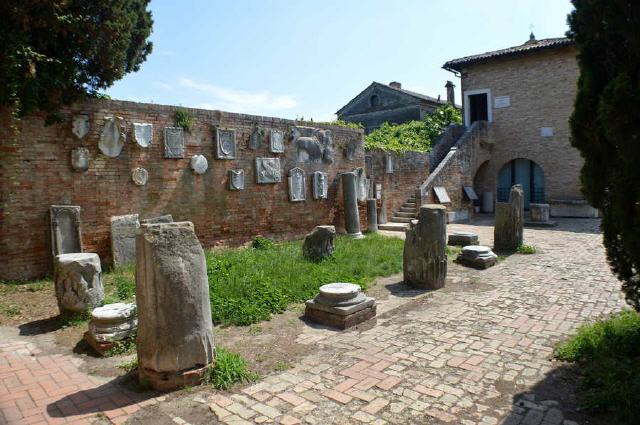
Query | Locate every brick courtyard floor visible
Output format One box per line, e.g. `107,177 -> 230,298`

1,217 -> 627,424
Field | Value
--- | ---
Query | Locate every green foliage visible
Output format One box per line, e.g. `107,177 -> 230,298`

104,334 -> 137,357
554,310 -> 640,423
516,244 -> 536,254
2,304 -> 21,317
102,266 -> 136,303
174,108 -> 193,132
364,104 -> 462,153
203,348 -> 258,390
58,311 -> 91,328
207,234 -> 404,326
117,358 -> 138,372
0,0 -> 153,120
568,1 -> 640,310
251,236 -> 274,250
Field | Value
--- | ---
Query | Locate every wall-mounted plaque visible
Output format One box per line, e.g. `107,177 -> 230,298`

190,154 -> 208,174
255,158 -> 281,184
99,116 -> 126,158
72,115 -> 90,139
228,169 -> 245,190
313,171 -> 328,200
71,147 -> 90,172
433,186 -> 451,204
385,154 -> 394,174
50,205 -> 82,257
288,167 -> 306,202
494,96 -> 511,108
164,127 -> 185,158
215,127 -> 236,159
345,139 -> 357,161
249,127 -> 263,150
270,129 -> 285,153
133,123 -> 153,148
131,167 -> 149,186
540,127 -> 554,137
463,186 -> 479,201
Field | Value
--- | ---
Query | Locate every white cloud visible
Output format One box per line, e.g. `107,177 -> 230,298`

178,77 -> 296,114
151,81 -> 173,91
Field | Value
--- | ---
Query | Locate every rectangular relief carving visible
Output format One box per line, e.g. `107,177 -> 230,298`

50,205 -> 82,257
164,127 -> 185,158
288,167 -> 306,202
228,169 -> 245,190
255,158 -> 281,184
313,171 -> 328,200
215,127 -> 237,159
269,129 -> 285,153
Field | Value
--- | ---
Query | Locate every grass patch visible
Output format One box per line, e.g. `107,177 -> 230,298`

554,310 -> 640,424
517,244 -> 537,254
104,335 -> 137,357
204,348 -> 259,390
117,358 -> 138,373
103,265 -> 136,304
446,246 -> 462,260
58,311 -> 91,328
207,234 -> 404,326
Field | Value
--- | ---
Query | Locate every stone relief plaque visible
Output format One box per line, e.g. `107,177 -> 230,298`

270,129 -> 285,153
292,126 -> 334,164
99,116 -> 126,158
385,154 -> 394,174
131,167 -> 149,186
71,147 -> 90,172
50,205 -> 82,258
433,186 -> 451,204
190,154 -> 208,174
72,115 -> 90,139
255,158 -> 281,184
249,127 -> 263,150
215,127 -> 236,159
110,214 -> 140,268
164,127 -> 185,158
354,167 -> 369,202
133,123 -> 153,148
288,167 -> 306,202
228,169 -> 245,190
345,139 -> 357,161
313,171 -> 328,200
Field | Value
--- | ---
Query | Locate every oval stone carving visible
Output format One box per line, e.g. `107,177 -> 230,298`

131,167 -> 149,186
71,147 -> 90,172
190,155 -> 208,175
72,115 -> 90,139
99,117 -> 126,158
133,123 -> 153,148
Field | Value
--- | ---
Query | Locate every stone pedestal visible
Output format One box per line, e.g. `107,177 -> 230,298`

54,253 -> 104,316
494,185 -> 524,251
136,222 -> 215,391
525,203 -> 557,227
447,231 -> 478,246
341,172 -> 363,238
367,199 -> 378,233
305,283 -> 376,329
403,204 -> 447,289
456,245 -> 497,269
85,303 -> 137,355
303,225 -> 336,262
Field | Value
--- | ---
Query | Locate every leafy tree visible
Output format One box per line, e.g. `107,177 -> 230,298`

364,104 -> 462,153
568,0 -> 640,309
0,0 -> 153,121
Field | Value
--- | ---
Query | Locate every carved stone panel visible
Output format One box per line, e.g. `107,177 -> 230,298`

385,154 -> 394,174
99,117 -> 126,158
345,139 -> 357,161
255,158 -> 281,184
132,167 -> 149,186
215,128 -> 236,159
50,205 -> 82,258
270,129 -> 285,153
71,147 -> 90,172
292,126 -> 334,164
133,123 -> 153,148
110,214 -> 140,268
164,127 -> 185,158
249,127 -> 263,150
228,169 -> 245,190
190,155 -> 208,174
288,167 -> 306,202
313,171 -> 328,200
72,115 -> 90,139
354,167 -> 369,202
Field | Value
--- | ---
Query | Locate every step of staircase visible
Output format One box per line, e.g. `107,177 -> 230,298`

399,207 -> 417,213
395,211 -> 416,218
390,216 -> 414,223
378,222 -> 409,231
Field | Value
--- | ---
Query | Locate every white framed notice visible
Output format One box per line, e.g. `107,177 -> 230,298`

494,96 -> 510,108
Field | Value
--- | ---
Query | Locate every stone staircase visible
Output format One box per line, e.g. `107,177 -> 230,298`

378,193 -> 419,231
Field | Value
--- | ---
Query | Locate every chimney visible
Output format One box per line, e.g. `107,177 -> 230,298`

389,81 -> 402,89
445,80 -> 455,105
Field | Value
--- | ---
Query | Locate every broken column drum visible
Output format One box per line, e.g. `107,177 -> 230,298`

367,199 -> 378,233
54,253 -> 104,315
85,302 -> 137,355
448,231 -> 479,247
494,185 -> 524,251
403,204 -> 447,289
303,225 -> 336,262
456,245 -> 497,269
136,222 -> 215,390
341,171 -> 363,238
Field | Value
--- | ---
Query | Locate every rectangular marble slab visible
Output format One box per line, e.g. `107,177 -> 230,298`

463,186 -> 479,201
255,158 -> 281,183
164,127 -> 185,158
50,205 -> 82,257
433,186 -> 451,204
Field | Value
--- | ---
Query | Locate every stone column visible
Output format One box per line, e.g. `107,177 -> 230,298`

341,172 -> 363,238
403,204 -> 447,289
494,185 -> 524,251
367,199 -> 378,233
136,222 -> 215,390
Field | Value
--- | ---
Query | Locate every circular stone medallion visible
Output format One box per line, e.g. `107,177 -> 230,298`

190,154 -> 208,174
319,282 -> 361,302
131,167 -> 149,186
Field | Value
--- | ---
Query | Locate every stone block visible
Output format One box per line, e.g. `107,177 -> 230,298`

50,205 -> 82,257
54,253 -> 104,315
303,225 -> 335,262
494,185 -> 524,251
448,231 -> 479,246
305,304 -> 376,330
140,215 -> 173,224
110,214 -> 140,268
403,204 -> 447,289
136,221 -> 214,390
304,283 -> 376,329
456,245 -> 497,269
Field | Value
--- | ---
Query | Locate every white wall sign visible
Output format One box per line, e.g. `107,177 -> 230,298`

540,127 -> 554,137
494,96 -> 510,108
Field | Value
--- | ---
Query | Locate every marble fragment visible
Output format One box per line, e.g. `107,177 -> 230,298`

190,155 -> 208,174
99,116 -> 126,158
54,253 -> 104,315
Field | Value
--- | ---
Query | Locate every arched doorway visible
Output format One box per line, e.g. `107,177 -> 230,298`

497,159 -> 544,209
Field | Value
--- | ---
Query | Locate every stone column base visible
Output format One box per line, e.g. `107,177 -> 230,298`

139,364 -> 210,391
305,304 -> 376,330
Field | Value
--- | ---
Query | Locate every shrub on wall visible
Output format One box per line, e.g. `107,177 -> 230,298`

364,104 -> 461,153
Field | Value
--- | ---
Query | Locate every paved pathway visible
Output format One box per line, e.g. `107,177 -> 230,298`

1,218 -> 627,424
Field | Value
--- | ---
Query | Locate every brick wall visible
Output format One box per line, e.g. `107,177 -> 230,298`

0,99 -> 370,280
460,46 -> 583,202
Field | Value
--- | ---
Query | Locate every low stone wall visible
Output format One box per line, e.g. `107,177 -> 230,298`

0,99 -> 365,280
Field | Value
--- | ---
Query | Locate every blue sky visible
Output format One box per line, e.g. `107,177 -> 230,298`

107,0 -> 574,121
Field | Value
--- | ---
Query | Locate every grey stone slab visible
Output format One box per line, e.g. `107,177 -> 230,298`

72,115 -> 90,139
215,127 -> 237,159
463,186 -> 479,201
110,214 -> 139,268
448,231 -> 479,246
433,186 -> 451,204
50,205 -> 82,257
270,129 -> 285,153
249,127 -> 263,150
99,116 -> 125,158
71,147 -> 90,172
288,167 -> 306,202
495,185 -> 524,251
403,204 -> 447,289
318,283 -> 360,302
229,169 -> 245,190
54,253 -> 103,315
255,158 -> 281,184
133,123 -> 153,148
345,139 -> 357,161
305,297 -> 375,316
141,215 -> 173,224
312,171 -> 328,200
164,127 -> 185,158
